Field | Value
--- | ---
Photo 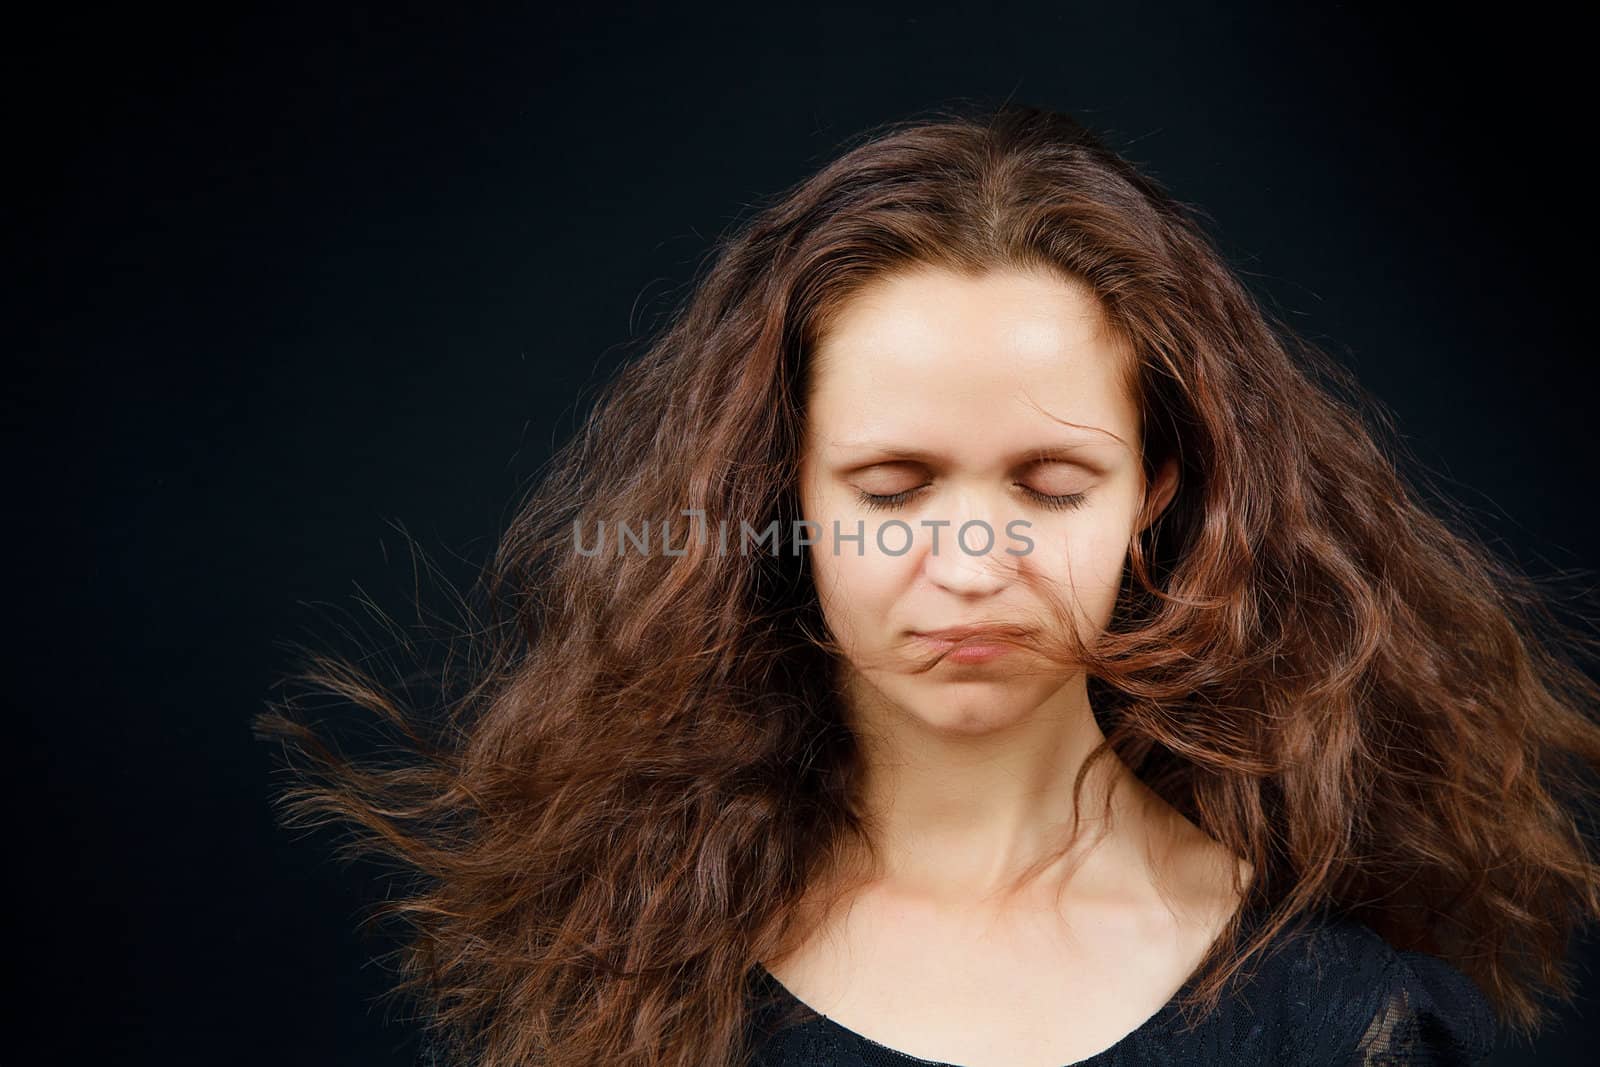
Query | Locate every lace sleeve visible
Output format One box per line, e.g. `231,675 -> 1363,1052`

1350,949 -> 1497,1065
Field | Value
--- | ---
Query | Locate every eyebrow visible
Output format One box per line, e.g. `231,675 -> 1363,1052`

828,439 -> 1123,467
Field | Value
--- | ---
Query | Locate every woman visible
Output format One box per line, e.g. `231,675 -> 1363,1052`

260,103 -> 1600,1066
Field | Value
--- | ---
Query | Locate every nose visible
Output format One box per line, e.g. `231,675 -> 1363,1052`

920,494 -> 1015,597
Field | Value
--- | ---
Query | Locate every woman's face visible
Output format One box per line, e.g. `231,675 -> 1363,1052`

798,265 -> 1175,735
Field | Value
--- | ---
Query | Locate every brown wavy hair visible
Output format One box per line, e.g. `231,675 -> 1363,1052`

257,100 -> 1600,1065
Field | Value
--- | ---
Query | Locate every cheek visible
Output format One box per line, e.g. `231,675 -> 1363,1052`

807,536 -> 905,644
1050,513 -> 1134,619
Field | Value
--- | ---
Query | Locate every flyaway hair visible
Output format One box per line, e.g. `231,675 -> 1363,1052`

258,100 -> 1600,1067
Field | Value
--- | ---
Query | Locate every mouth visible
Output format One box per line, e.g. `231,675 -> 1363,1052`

908,625 -> 1032,665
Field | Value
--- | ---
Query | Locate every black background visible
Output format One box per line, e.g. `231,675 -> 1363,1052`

11,2 -> 1597,1063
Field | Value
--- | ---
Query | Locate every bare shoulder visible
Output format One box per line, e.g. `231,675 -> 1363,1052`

1136,785 -> 1255,940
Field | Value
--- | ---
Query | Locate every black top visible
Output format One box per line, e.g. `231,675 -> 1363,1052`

743,905 -> 1498,1066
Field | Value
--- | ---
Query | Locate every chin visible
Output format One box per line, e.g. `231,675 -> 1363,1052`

925,705 -> 1033,736
899,679 -> 1052,735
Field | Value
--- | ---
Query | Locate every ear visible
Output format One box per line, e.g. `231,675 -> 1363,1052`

1138,455 -> 1180,534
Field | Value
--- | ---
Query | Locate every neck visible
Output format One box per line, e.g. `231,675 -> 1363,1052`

840,671 -> 1164,910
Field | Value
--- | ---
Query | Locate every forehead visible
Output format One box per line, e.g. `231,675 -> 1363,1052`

806,266 -> 1138,453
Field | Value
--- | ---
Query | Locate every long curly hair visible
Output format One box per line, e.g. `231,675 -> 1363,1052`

257,100 -> 1600,1066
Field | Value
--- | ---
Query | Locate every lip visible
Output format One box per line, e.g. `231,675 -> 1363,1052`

909,624 -> 1031,665
913,624 -> 1031,642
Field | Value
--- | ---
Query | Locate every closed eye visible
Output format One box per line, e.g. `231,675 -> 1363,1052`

855,486 -> 1088,512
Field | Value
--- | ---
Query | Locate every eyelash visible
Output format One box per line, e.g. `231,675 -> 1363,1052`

855,486 -> 1088,513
